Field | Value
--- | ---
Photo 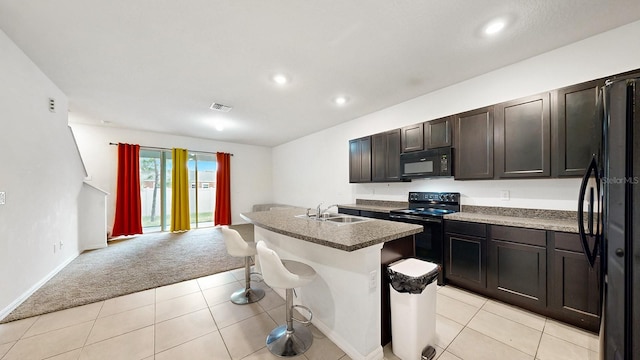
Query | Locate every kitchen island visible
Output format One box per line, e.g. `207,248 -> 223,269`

240,207 -> 422,360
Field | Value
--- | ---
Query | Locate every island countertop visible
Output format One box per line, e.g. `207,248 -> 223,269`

240,207 -> 423,251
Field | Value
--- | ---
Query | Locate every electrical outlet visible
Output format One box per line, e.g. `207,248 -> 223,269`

500,190 -> 510,201
0,191 -> 5,205
369,270 -> 377,289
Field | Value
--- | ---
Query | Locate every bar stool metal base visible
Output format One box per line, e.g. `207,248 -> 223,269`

266,323 -> 313,357
230,288 -> 265,305
230,255 -> 265,305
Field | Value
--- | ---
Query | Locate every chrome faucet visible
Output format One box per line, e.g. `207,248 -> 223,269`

317,203 -> 338,218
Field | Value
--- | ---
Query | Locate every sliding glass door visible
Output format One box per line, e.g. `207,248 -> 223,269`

140,149 -> 216,232
188,153 -> 217,228
140,149 -> 166,231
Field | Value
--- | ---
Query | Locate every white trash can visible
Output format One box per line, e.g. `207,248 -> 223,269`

388,258 -> 439,360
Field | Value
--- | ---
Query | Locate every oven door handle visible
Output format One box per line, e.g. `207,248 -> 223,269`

389,214 -> 442,223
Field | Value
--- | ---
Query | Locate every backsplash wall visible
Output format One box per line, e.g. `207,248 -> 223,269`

353,177 -> 582,211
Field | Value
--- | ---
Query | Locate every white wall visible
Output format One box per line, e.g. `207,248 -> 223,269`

273,20 -> 640,210
0,30 -> 86,317
78,182 -> 108,251
69,123 -> 273,230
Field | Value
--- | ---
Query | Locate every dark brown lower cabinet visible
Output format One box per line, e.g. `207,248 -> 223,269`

548,232 -> 601,332
444,220 -> 601,332
444,221 -> 487,293
488,226 -> 547,310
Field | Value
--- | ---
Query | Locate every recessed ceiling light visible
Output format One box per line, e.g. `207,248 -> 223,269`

484,19 -> 506,35
334,96 -> 349,106
272,73 -> 289,85
215,123 -> 225,131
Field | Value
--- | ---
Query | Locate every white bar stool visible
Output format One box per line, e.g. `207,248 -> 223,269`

220,227 -> 265,304
256,241 -> 317,357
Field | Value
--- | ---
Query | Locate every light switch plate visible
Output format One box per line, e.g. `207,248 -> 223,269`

0,192 -> 5,205
369,270 -> 377,289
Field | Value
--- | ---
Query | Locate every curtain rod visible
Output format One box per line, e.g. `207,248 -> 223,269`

109,142 -> 233,156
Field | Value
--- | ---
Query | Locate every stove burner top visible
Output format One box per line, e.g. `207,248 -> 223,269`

390,191 -> 461,219
393,208 -> 456,217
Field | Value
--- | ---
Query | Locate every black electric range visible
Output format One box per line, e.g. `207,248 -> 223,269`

389,192 -> 460,284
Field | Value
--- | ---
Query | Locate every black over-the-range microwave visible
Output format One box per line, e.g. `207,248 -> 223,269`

399,147 -> 452,179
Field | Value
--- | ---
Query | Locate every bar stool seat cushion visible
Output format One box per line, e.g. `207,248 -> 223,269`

257,241 -> 316,290
282,260 -> 316,286
221,227 -> 257,257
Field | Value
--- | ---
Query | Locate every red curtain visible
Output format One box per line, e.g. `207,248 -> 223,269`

111,143 -> 143,237
214,152 -> 231,225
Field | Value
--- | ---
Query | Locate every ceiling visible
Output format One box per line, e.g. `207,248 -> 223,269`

2,1 -> 640,147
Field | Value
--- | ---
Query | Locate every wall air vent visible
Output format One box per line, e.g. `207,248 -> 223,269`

209,102 -> 232,112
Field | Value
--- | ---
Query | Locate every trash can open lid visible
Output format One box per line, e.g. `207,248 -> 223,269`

389,258 -> 438,277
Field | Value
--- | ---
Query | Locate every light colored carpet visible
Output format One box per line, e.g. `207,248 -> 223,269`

1,224 -> 253,323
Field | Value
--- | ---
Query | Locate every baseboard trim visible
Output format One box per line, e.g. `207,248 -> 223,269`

0,252 -> 79,322
310,316 -> 384,360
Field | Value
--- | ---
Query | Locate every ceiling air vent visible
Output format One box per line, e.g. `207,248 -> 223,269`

209,102 -> 232,112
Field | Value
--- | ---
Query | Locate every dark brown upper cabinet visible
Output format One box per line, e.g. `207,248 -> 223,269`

454,107 -> 494,180
401,123 -> 424,152
349,136 -> 371,183
494,93 -> 551,178
551,79 -> 604,177
425,116 -> 453,149
372,129 -> 402,182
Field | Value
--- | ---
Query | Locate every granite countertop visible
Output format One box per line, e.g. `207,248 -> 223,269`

240,207 -> 422,252
444,206 -> 583,233
338,199 -> 408,213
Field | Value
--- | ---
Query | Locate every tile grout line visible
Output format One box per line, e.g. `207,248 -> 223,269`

533,318 -> 547,360
0,318 -> 33,360
541,329 -> 597,353
437,299 -> 485,359
204,287 -> 234,360
468,311 -> 541,359
479,302 -> 546,333
76,300 -> 106,357
444,299 -> 545,360
153,287 -> 157,357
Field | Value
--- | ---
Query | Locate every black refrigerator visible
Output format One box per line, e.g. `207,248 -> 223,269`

578,75 -> 639,360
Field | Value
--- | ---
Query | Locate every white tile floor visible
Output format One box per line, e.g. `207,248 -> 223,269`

0,267 -> 599,360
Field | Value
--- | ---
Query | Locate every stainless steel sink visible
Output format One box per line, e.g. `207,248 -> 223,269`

294,213 -> 371,225
325,216 -> 368,224
294,213 -> 339,220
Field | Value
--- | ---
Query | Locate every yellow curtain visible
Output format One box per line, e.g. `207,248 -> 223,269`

171,148 -> 190,232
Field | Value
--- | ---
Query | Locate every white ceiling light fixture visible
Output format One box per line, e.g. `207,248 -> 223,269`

483,18 -> 507,36
207,118 -> 227,132
333,95 -> 349,106
272,73 -> 290,85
